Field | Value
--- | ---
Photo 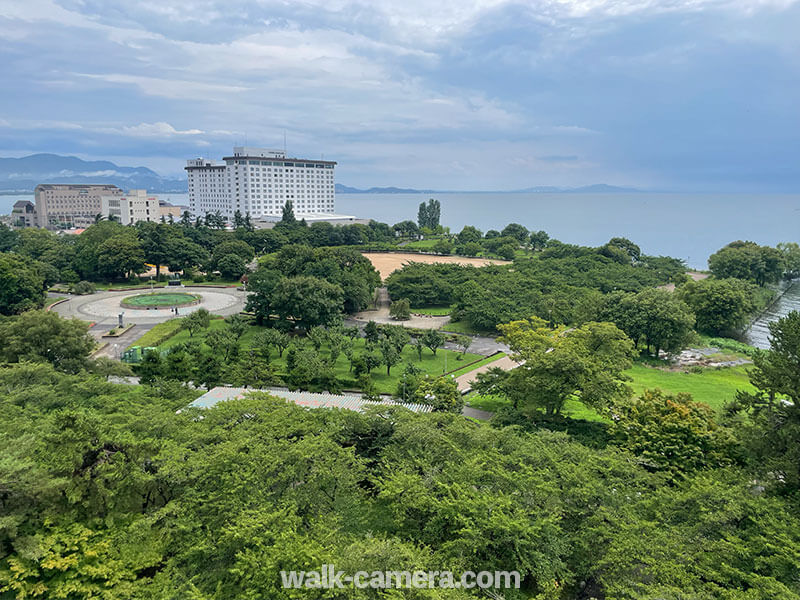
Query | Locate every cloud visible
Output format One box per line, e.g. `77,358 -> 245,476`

0,0 -> 797,190
120,122 -> 205,137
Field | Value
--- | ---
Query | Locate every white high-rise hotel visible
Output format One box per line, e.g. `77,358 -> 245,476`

186,146 -> 336,219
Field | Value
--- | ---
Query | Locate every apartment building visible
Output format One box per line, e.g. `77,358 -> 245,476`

186,146 -> 336,219
35,184 -> 123,229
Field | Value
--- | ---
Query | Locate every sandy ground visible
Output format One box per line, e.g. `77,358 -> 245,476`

362,252 -> 509,280
660,270 -> 710,292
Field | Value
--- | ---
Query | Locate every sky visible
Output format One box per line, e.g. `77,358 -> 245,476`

0,0 -> 798,191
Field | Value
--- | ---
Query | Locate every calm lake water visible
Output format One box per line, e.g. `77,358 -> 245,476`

4,191 -> 800,269
337,192 -> 800,269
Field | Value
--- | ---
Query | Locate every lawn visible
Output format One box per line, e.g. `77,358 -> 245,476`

411,305 -> 453,316
466,363 -> 755,418
402,238 -> 439,250
626,363 -> 754,411
152,321 -> 482,394
447,352 -> 506,378
122,292 -> 199,307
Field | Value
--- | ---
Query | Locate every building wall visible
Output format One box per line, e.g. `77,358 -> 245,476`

186,147 -> 336,219
100,189 -> 159,225
11,201 -> 36,228
35,184 -> 123,229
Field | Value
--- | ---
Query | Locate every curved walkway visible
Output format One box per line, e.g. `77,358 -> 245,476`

51,286 -> 248,326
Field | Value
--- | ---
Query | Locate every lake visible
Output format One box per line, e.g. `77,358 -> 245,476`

4,191 -> 799,269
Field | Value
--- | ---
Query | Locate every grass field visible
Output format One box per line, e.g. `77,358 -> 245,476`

122,292 -> 199,307
150,321 -> 483,394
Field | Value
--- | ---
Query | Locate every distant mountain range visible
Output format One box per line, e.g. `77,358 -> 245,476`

0,154 -> 187,193
335,183 -> 641,194
0,153 -> 640,196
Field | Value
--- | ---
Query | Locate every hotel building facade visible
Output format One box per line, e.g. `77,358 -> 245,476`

35,184 -> 124,229
186,146 -> 336,219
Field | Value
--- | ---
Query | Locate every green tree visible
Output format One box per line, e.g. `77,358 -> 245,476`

271,275 -> 344,330
413,375 -> 463,412
206,327 -> 240,363
432,238 -> 453,255
708,240 -> 783,286
0,252 -> 45,314
416,198 -> 441,230
213,239 -> 255,264
224,314 -> 249,340
135,221 -> 172,279
501,223 -> 528,244
164,237 -> 209,274
421,329 -> 445,356
181,308 -> 211,337
389,298 -> 411,320
609,388 -> 732,477
600,288 -> 695,356
217,253 -> 248,279
379,338 -> 402,375
244,267 -> 282,325
0,310 -> 95,372
0,222 -> 18,251
363,320 -> 380,345
96,233 -> 146,279
529,230 -> 549,251
498,317 -> 635,418
778,242 -> 800,279
454,334 -> 472,358
280,199 -> 296,225
730,311 -> 800,491
677,277 -> 756,334
457,225 -> 482,245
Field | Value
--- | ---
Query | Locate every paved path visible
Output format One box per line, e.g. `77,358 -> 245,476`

51,286 -> 248,327
351,287 -> 451,330
455,355 -> 520,392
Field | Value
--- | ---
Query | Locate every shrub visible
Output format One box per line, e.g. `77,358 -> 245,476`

69,280 -> 96,295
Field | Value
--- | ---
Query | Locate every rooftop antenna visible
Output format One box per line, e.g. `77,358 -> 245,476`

283,130 -> 287,156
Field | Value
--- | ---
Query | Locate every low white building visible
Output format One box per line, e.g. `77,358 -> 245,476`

100,189 -> 160,225
186,146 -> 336,220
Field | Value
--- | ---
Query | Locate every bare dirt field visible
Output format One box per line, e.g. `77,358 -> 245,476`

363,252 -> 510,280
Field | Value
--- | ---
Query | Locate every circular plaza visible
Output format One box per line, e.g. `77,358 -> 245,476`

51,287 -> 247,325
